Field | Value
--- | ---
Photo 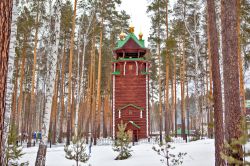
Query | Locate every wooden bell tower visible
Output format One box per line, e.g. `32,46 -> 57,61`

112,24 -> 150,140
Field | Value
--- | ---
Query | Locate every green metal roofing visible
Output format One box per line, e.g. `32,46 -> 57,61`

128,121 -> 140,129
118,104 -> 144,111
112,57 -> 145,62
112,71 -> 120,75
115,32 -> 145,50
177,129 -> 191,135
141,71 -> 149,75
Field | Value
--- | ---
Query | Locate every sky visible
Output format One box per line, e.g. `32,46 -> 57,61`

119,0 -> 176,46
119,0 -> 151,46
119,0 -> 250,89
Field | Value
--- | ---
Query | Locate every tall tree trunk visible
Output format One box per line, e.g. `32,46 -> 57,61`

174,54 -> 177,137
11,55 -> 19,127
35,1 -> 61,165
171,75 -> 174,133
17,37 -> 27,136
59,36 -> 66,143
52,62 -> 59,144
157,44 -> 163,143
181,42 -> 186,140
205,58 -> 210,138
164,0 -> 170,137
237,0 -> 246,114
0,0 -> 13,165
74,28 -> 82,137
3,0 -> 19,141
86,61 -> 93,141
96,17 -> 104,139
186,80 -> 190,137
28,6 -> 40,147
66,0 -> 77,145
72,84 -> 76,136
206,19 -> 214,138
103,91 -> 109,138
157,3 -> 163,143
92,39 -> 97,145
221,0 -> 242,163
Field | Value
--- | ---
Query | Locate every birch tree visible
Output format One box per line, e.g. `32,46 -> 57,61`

35,0 -> 61,165
182,0 -> 202,128
28,0 -> 41,147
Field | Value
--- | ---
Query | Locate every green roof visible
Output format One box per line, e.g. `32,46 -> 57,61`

112,71 -> 120,75
141,71 -> 149,75
177,129 -> 191,135
128,121 -> 140,129
118,104 -> 144,111
115,33 -> 145,50
112,58 -> 145,62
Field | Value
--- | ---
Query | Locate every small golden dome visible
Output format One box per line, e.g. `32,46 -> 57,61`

139,31 -> 143,40
129,23 -> 135,33
119,31 -> 126,40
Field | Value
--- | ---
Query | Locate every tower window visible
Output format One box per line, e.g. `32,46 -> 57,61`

129,65 -> 133,70
129,110 -> 133,115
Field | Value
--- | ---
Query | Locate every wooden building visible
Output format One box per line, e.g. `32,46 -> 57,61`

112,25 -> 150,141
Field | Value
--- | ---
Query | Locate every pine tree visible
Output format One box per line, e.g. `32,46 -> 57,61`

221,0 -> 243,162
206,0 -> 225,165
66,0 -> 77,146
113,121 -> 132,160
64,136 -> 89,166
5,125 -> 28,166
147,0 -> 167,144
153,141 -> 187,166
0,0 -> 14,164
237,0 -> 246,115
16,6 -> 35,140
58,0 -> 73,143
165,0 -> 171,137
241,0 -> 250,68
220,119 -> 250,165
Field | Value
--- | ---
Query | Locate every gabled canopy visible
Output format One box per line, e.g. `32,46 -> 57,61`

114,33 -> 145,51
117,103 -> 144,111
128,121 -> 140,129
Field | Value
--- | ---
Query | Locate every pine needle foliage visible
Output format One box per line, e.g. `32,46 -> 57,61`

113,121 -> 132,160
6,124 -> 28,166
64,136 -> 89,166
153,142 -> 187,166
220,118 -> 250,166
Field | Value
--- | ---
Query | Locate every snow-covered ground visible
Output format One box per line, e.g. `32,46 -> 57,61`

20,139 -> 215,166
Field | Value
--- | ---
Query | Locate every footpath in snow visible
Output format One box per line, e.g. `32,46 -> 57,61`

20,139 -> 215,166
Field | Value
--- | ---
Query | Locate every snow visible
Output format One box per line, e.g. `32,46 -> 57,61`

19,139 -> 215,166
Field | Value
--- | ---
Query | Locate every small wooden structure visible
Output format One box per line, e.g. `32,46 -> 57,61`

112,25 -> 150,140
